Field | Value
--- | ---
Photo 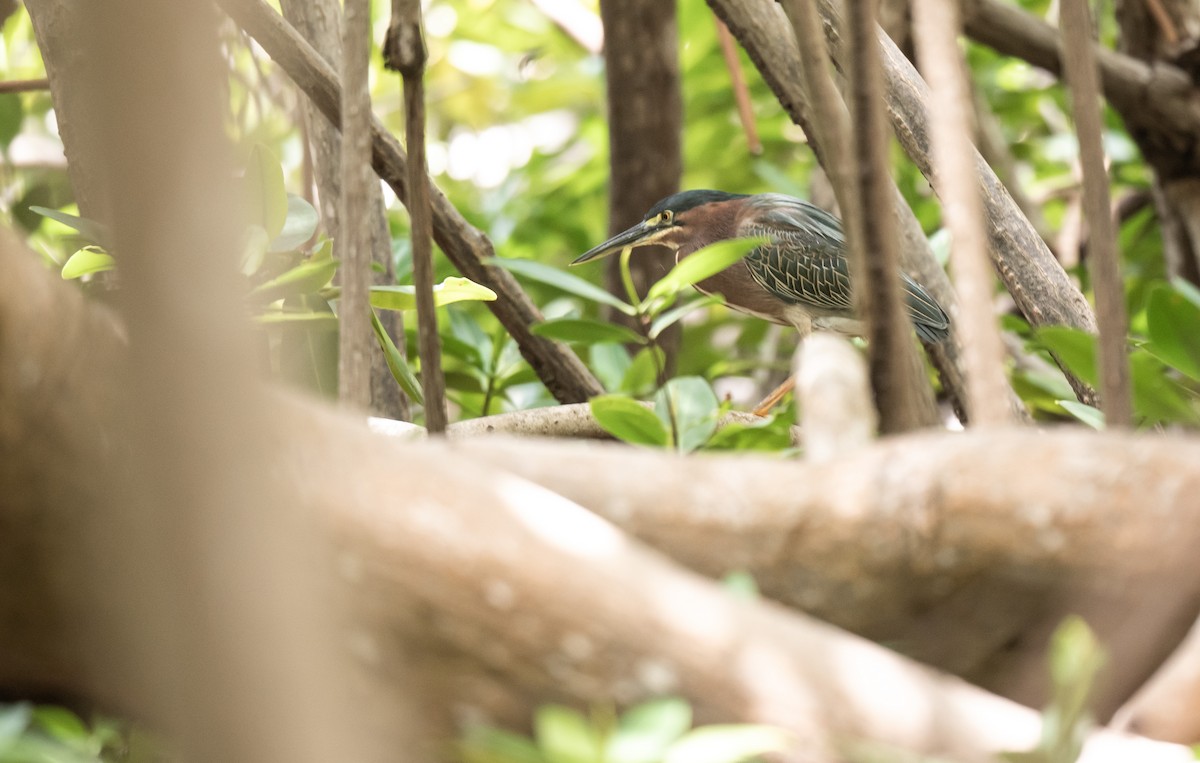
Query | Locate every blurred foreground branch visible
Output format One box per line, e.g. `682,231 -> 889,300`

2,226 -> 1199,758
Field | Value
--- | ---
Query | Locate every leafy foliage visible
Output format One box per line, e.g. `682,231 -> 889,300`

0,703 -> 167,763
456,698 -> 790,763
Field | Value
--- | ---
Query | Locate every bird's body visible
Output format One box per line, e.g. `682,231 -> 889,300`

573,189 -> 950,344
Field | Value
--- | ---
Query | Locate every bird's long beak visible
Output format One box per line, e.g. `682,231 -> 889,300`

570,221 -> 661,265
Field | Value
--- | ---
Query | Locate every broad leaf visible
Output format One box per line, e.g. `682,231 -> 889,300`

532,317 -> 646,346
371,308 -> 423,404
1144,284 -> 1200,381
370,277 -> 498,311
245,144 -> 288,239
255,311 -> 339,326
60,246 -> 115,279
649,294 -> 725,339
30,206 -> 109,246
457,726 -> 547,763
590,395 -> 669,447
269,195 -> 320,253
621,346 -> 665,396
1056,400 -> 1104,430
646,237 -> 765,305
494,257 -> 637,316
654,376 -> 719,453
663,725 -> 790,763
590,342 -> 633,393
250,256 -> 339,304
607,698 -> 692,763
532,705 -> 600,763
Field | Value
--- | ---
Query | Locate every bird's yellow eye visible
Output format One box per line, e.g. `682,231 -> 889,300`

663,210 -> 674,224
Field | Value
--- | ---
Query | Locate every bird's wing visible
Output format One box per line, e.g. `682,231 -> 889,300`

738,195 -> 854,312
739,194 -> 951,341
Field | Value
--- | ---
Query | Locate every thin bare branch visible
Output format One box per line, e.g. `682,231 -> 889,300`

912,0 -> 1012,426
384,0 -> 447,432
844,0 -> 926,433
1059,0 -> 1133,427
714,19 -> 762,154
337,0 -> 372,408
0,77 -> 49,93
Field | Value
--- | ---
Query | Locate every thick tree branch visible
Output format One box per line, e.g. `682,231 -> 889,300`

0,227 -> 1195,760
598,0 -> 682,366
221,0 -> 605,404
962,0 -> 1200,178
709,0 -> 1026,423
912,0 -> 1012,426
715,0 -> 1095,403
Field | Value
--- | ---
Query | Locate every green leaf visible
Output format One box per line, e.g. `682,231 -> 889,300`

241,225 -> 270,276
621,346 -> 665,397
370,277 -> 499,312
533,705 -> 601,763
607,698 -> 692,763
0,703 -> 32,747
29,206 -> 109,245
1038,326 -> 1199,425
532,318 -> 646,346
591,343 -> 633,393
1056,400 -> 1104,430
250,256 -> 339,304
1035,327 -> 1098,387
246,144 -> 288,239
663,725 -> 790,763
1171,276 -> 1200,311
30,706 -> 89,745
649,294 -> 724,339
720,571 -> 760,600
269,195 -> 320,253
645,237 -> 765,305
371,308 -> 423,405
60,246 -> 115,279
278,296 -> 338,397
1144,285 -> 1200,380
654,376 -> 719,453
0,93 -> 22,149
494,257 -> 637,316
458,726 -> 547,763
1129,349 -> 1199,424
255,311 -> 340,326
590,395 -> 670,447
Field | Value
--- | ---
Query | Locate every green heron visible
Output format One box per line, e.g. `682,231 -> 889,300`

572,190 -> 950,413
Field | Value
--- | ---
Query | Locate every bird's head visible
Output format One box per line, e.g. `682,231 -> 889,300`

571,190 -> 748,265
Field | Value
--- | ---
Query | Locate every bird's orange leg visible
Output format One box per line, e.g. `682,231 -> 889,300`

751,375 -> 795,417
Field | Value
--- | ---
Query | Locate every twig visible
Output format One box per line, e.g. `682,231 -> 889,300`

219,0 -> 605,404
1142,0 -> 1180,47
1060,0 -> 1132,427
714,19 -> 762,154
384,0 -> 447,433
844,0 -> 925,434
337,0 -> 372,409
912,0 -> 1012,426
0,77 -> 50,94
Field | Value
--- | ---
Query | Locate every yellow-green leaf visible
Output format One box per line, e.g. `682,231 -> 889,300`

246,144 -> 288,240
61,246 -> 115,279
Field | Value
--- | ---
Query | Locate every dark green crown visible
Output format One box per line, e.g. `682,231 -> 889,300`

644,190 -> 749,220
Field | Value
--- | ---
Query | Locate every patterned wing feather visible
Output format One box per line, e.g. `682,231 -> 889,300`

739,194 -> 950,342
